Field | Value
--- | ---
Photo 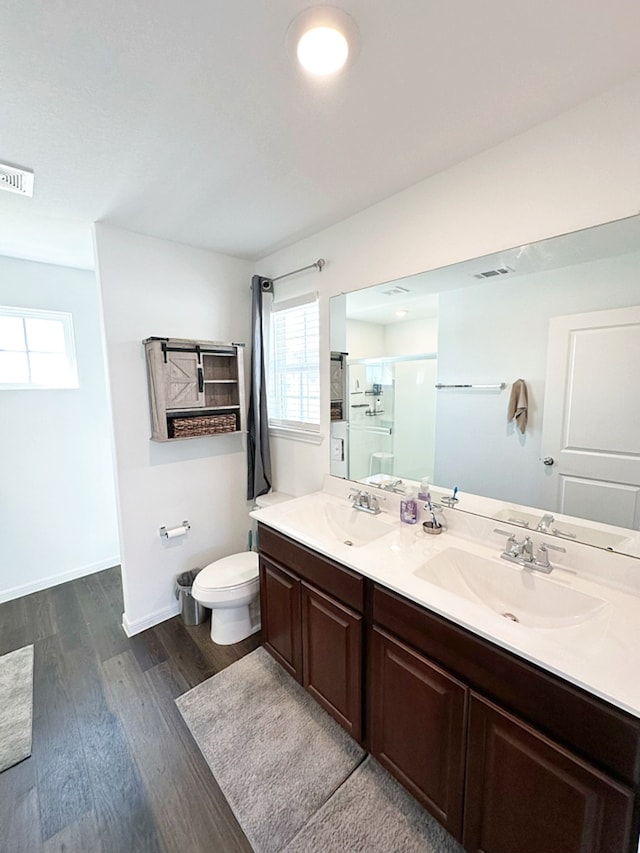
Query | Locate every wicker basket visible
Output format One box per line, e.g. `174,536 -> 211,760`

169,413 -> 237,438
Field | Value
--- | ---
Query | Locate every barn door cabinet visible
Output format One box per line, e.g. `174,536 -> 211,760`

258,525 -> 364,743
143,336 -> 245,440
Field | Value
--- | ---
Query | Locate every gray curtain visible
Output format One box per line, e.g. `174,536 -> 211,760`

246,275 -> 272,500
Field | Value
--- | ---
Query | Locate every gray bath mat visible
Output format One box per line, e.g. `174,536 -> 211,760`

176,646 -> 366,853
0,644 -> 34,773
283,756 -> 464,853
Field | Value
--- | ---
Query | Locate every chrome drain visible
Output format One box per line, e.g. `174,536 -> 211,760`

344,539 -> 354,547
502,612 -> 519,622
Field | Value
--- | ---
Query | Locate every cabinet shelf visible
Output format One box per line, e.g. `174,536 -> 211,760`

143,336 -> 245,441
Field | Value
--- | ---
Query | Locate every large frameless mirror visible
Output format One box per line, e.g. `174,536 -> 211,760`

329,214 -> 640,557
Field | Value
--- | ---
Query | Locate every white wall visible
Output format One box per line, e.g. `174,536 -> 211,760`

384,316 -> 438,356
346,320 -> 385,359
0,256 -> 119,602
94,224 -> 254,634
256,73 -> 640,498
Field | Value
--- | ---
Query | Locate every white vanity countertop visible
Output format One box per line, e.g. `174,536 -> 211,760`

251,484 -> 640,719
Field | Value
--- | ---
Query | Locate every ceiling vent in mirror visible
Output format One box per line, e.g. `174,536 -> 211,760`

472,266 -> 513,280
0,162 -> 34,196
382,285 -> 410,296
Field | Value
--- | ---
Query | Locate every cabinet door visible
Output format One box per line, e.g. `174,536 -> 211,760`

464,693 -> 635,853
165,351 -> 204,409
301,582 -> 363,742
369,627 -> 467,840
259,558 -> 302,682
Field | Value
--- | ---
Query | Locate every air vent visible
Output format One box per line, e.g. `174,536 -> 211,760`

0,162 -> 34,197
382,285 -> 410,296
472,266 -> 512,280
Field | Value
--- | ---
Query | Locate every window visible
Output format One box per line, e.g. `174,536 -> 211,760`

267,293 -> 320,433
0,306 -> 78,389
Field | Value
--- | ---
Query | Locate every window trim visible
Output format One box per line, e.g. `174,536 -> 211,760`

0,305 -> 79,390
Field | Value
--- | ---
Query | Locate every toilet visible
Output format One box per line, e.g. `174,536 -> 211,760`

191,491 -> 292,645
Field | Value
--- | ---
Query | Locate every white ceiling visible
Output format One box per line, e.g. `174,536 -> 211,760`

1,0 -> 639,270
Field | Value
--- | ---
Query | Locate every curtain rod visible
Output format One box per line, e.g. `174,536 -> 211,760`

268,258 -> 325,283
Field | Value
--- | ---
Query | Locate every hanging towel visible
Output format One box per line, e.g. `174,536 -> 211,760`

508,379 -> 529,433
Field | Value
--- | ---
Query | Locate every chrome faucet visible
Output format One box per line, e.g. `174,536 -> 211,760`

493,528 -> 566,574
348,489 -> 385,515
378,478 -> 404,493
536,513 -> 555,532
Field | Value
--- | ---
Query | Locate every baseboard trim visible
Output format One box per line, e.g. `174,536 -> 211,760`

0,557 -> 121,604
122,601 -> 181,637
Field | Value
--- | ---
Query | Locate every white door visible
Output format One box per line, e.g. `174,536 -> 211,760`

540,306 -> 640,529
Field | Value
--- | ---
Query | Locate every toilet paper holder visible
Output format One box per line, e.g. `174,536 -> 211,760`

159,520 -> 191,539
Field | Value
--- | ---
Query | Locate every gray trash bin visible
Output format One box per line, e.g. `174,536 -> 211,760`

175,569 -> 208,625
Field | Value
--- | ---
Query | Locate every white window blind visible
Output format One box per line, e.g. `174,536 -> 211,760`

267,293 -> 320,432
0,306 -> 78,389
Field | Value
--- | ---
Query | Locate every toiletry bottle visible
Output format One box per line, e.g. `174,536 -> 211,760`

417,477 -> 430,501
400,488 -> 418,524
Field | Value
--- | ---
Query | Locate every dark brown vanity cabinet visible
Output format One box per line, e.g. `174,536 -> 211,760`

258,529 -> 640,852
301,582 -> 363,739
258,525 -> 364,742
464,694 -> 634,853
372,583 -> 640,853
370,627 -> 467,839
260,558 -> 302,681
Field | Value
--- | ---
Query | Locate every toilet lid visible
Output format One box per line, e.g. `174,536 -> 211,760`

195,551 -> 259,591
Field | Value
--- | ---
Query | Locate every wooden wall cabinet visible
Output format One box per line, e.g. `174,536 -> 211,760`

258,525 -> 364,742
143,336 -> 245,441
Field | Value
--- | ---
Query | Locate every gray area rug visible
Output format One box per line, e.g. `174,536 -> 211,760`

283,756 -> 464,853
0,644 -> 34,774
176,646 -> 366,853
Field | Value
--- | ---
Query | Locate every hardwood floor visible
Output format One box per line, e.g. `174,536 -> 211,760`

0,567 -> 260,853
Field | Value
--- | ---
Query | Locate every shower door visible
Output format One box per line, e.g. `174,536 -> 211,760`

347,356 -> 437,484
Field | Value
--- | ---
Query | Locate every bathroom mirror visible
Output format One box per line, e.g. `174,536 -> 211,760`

329,214 -> 640,557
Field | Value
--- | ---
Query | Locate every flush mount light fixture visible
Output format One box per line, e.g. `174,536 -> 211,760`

395,310 -> 409,318
287,6 -> 359,77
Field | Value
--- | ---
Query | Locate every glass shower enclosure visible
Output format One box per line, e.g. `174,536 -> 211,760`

347,354 -> 437,484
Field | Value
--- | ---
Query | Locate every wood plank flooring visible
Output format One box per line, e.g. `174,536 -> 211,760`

0,567 -> 260,853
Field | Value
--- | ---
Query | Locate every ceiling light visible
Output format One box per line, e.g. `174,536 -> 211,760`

287,6 -> 359,78
395,310 -> 408,318
297,26 -> 348,75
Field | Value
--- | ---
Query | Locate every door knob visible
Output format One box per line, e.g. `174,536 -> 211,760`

542,456 -> 554,466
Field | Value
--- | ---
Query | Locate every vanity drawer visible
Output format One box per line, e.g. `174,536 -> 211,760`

258,524 -> 365,612
373,584 -> 640,787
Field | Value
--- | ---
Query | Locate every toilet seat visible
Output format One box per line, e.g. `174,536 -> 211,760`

194,551 -> 258,593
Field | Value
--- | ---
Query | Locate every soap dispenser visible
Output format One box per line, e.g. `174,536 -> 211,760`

417,477 -> 430,501
400,488 -> 418,524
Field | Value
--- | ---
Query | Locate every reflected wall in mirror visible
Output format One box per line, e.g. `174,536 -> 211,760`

329,214 -> 640,556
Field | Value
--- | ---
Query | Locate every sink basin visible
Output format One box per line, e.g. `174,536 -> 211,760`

414,547 -> 610,630
278,494 -> 394,548
323,501 -> 394,546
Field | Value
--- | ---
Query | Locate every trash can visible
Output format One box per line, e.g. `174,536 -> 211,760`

175,569 -> 208,625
